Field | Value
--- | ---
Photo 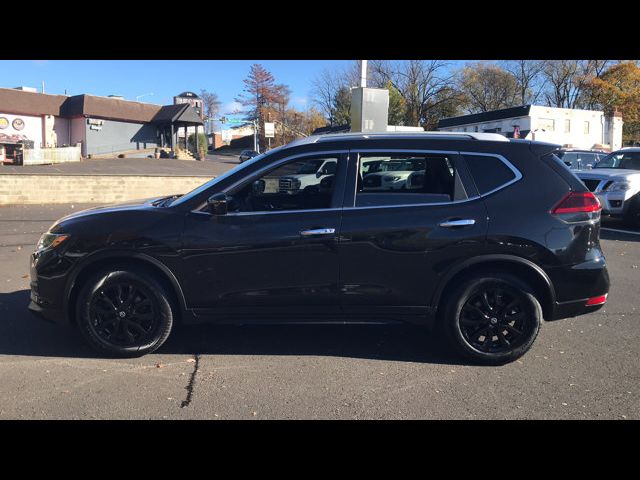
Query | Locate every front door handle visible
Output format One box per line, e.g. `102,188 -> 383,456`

300,228 -> 336,236
439,219 -> 476,228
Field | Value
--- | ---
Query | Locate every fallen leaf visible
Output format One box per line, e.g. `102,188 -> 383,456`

156,363 -> 164,368
186,358 -> 196,363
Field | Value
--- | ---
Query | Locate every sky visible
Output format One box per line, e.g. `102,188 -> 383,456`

0,60 -> 354,127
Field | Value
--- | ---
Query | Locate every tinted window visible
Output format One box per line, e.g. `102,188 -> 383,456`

356,153 -> 463,207
226,155 -> 339,213
464,154 -> 517,194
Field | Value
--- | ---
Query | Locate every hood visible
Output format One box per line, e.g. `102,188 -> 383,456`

50,195 -> 172,232
576,168 -> 640,181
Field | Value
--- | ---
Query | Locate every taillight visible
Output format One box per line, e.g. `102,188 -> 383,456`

551,192 -> 601,215
586,294 -> 607,306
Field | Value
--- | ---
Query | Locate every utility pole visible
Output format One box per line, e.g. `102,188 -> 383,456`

360,60 -> 368,88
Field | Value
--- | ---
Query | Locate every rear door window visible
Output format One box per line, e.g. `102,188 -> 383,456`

355,152 -> 468,207
463,154 -> 518,195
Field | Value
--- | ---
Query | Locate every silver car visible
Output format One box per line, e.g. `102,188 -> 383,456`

575,148 -> 640,227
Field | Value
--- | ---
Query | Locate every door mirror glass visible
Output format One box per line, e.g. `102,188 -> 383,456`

207,193 -> 229,215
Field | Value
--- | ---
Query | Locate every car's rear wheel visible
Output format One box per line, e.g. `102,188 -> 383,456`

441,273 -> 542,365
76,268 -> 174,357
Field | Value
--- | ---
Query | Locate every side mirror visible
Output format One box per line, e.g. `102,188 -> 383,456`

207,193 -> 229,215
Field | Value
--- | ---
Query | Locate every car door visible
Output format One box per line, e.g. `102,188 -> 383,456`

179,150 -> 347,321
337,148 -> 488,318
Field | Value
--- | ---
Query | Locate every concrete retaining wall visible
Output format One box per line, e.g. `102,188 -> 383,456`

0,174 -> 211,205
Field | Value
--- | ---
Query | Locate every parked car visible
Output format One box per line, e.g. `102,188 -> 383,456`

574,147 -> 640,227
239,150 -> 259,163
276,158 -> 337,194
29,132 -> 609,364
556,148 -> 607,170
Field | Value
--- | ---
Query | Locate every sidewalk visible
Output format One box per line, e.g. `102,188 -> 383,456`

0,156 -> 238,178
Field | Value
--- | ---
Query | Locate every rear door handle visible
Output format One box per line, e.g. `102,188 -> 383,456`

439,219 -> 476,228
300,228 -> 336,236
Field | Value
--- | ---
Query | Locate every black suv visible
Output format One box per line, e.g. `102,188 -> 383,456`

29,132 -> 610,364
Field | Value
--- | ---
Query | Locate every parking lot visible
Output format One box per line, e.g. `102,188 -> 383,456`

0,203 -> 638,419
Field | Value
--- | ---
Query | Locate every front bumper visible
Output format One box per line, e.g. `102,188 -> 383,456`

595,191 -> 628,215
29,251 -> 71,326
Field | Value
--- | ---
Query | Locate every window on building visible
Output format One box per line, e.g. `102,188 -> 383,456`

474,126 -> 479,132
538,118 -> 555,132
564,119 -> 571,133
584,121 -> 590,135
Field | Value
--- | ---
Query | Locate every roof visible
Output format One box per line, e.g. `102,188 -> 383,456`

175,91 -> 200,99
62,94 -> 162,123
0,88 -> 202,124
152,104 -> 203,125
438,105 -> 532,129
287,131 -> 512,148
0,88 -> 67,116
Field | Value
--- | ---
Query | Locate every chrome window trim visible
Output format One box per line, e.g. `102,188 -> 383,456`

190,148 -> 523,216
459,151 -> 523,197
344,149 -> 521,211
192,150 -> 348,215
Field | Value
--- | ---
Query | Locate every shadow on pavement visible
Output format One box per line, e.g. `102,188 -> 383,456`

600,228 -> 640,242
0,289 -> 465,365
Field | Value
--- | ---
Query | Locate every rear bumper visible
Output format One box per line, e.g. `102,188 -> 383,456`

549,298 -> 606,321
547,257 -> 610,321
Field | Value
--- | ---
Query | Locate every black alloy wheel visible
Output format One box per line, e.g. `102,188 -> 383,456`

76,268 -> 174,357
89,282 -> 158,348
459,286 -> 532,354
442,274 -> 542,364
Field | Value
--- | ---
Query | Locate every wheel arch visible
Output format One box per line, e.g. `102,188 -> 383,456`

433,255 -> 556,321
64,251 -> 187,326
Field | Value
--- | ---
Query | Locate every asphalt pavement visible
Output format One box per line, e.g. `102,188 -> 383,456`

0,204 -> 638,419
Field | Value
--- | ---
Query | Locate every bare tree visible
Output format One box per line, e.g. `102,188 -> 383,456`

369,60 -> 461,127
501,60 -> 547,105
541,60 -> 612,109
310,68 -> 344,126
458,62 -> 520,113
200,89 -> 222,132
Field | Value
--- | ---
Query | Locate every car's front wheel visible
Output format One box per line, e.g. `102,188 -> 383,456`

441,273 -> 542,365
76,267 -> 174,357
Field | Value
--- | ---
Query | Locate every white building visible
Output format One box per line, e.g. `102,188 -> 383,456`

438,105 -> 623,151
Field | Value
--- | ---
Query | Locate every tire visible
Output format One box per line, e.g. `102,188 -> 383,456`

623,195 -> 640,229
440,273 -> 542,365
75,267 -> 174,357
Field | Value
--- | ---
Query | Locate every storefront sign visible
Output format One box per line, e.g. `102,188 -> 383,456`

12,118 -> 25,130
0,117 -> 8,129
88,119 -> 104,131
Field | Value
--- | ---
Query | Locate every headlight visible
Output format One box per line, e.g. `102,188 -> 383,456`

37,232 -> 70,252
606,181 -> 633,192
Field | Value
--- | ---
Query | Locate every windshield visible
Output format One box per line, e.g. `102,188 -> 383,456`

170,149 -> 274,206
595,151 -> 640,170
296,159 -> 324,174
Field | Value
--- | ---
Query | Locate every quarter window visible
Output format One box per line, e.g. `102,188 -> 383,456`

464,154 -> 517,195
355,153 -> 466,207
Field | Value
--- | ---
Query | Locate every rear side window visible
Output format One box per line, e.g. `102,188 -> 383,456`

355,152 -> 467,207
464,154 -> 517,195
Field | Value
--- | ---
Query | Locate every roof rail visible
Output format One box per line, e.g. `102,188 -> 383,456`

314,131 -> 509,143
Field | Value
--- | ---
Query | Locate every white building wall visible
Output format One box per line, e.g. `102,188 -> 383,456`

0,112 -> 43,148
439,106 -> 623,150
